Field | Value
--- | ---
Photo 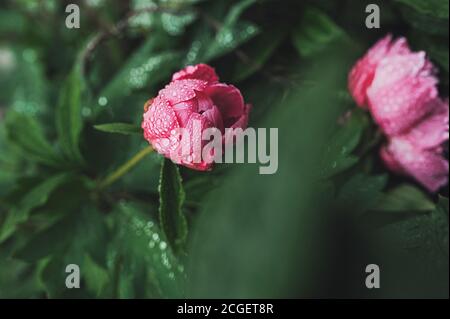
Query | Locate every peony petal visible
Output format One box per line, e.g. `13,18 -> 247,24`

178,113 -> 213,171
348,58 -> 377,107
192,91 -> 224,131
380,144 -> 406,175
381,137 -> 449,192
367,75 -> 438,135
231,104 -> 251,129
202,104 -> 224,133
386,36 -> 410,56
348,35 -> 412,107
160,79 -> 208,105
172,99 -> 197,127
369,52 -> 434,92
142,96 -> 179,140
400,98 -> 449,149
149,135 -> 181,157
195,91 -> 215,112
141,96 -> 181,157
172,64 -> 219,83
204,83 -> 245,124
170,113 -> 214,171
348,35 -> 395,107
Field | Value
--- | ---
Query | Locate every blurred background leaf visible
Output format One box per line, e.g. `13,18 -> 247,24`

94,122 -> 142,135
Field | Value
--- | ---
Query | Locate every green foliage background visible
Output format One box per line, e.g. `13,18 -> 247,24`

0,0 -> 448,298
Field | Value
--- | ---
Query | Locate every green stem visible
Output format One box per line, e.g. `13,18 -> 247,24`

111,254 -> 123,299
99,146 -> 153,189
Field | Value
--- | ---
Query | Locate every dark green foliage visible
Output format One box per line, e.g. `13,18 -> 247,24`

159,159 -> 188,253
56,64 -> 84,164
0,0 -> 447,298
4,112 -> 63,167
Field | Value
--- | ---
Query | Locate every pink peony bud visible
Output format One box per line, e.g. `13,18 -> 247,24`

348,35 -> 449,192
142,64 -> 251,171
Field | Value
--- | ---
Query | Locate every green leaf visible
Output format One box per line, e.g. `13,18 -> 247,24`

368,196 -> 449,297
161,11 -> 198,36
111,202 -> 185,298
233,27 -> 286,81
0,173 -> 73,243
203,0 -> 260,61
338,174 -> 388,214
183,173 -> 220,206
41,254 -> 94,298
83,255 -> 110,297
128,0 -> 158,31
94,123 -> 142,135
0,124 -> 22,195
292,7 -> 349,58
4,111 -> 62,167
0,252 -> 42,298
374,184 -> 435,213
0,10 -> 26,36
41,254 -> 110,298
14,212 -> 78,263
183,0 -> 259,64
96,33 -> 182,116
395,0 -> 449,35
226,0 -> 256,24
320,112 -> 365,178
128,0 -> 198,35
0,48 -> 48,116
395,0 -> 449,19
14,205 -> 108,263
437,196 -> 449,217
183,25 -> 212,65
56,65 -> 84,164
158,159 -> 187,253
205,22 -> 259,61
36,206 -> 109,298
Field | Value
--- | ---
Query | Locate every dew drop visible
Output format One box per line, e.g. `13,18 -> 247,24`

98,96 -> 108,106
161,138 -> 170,147
82,107 -> 92,117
